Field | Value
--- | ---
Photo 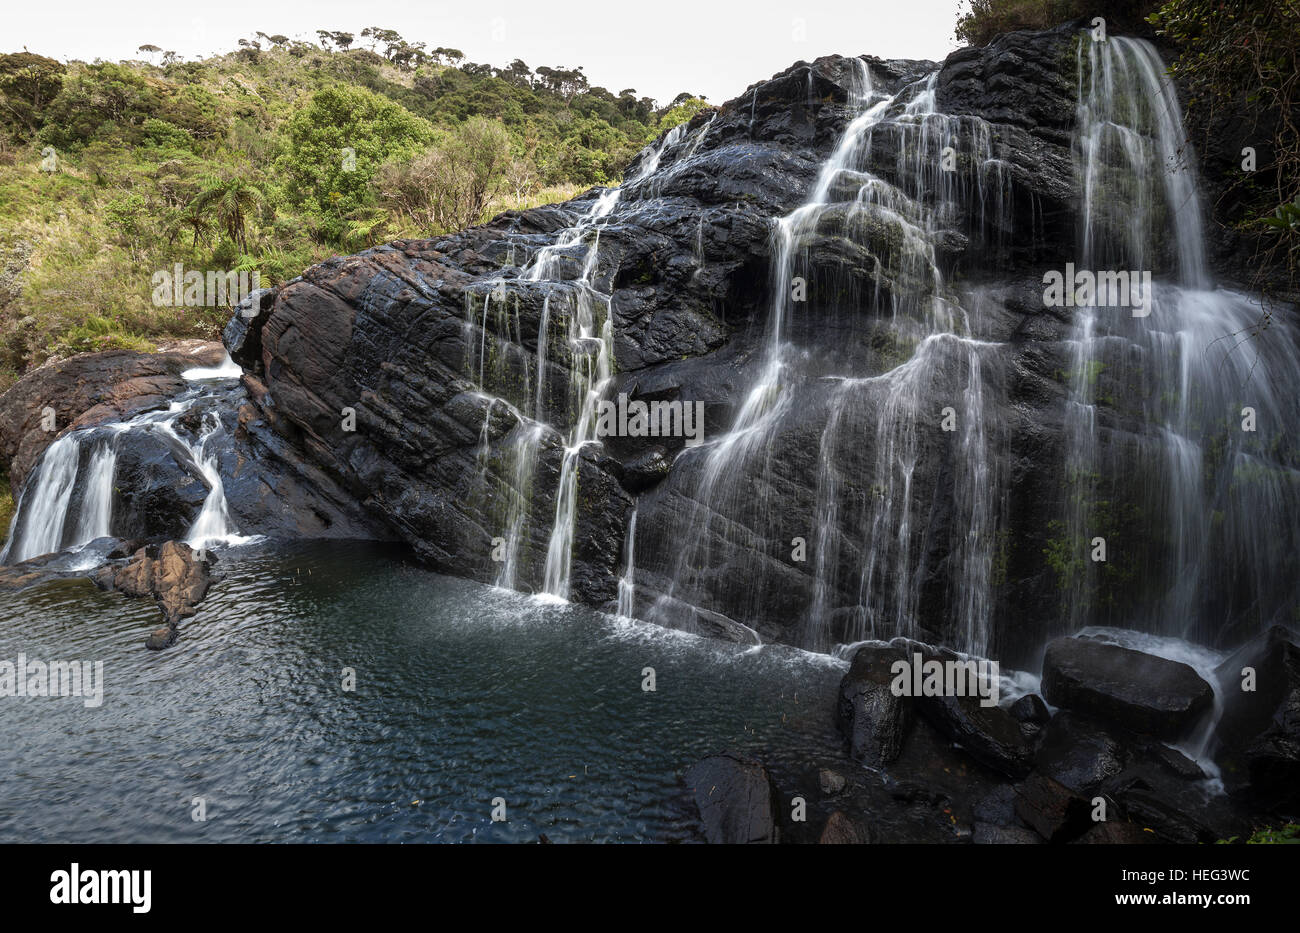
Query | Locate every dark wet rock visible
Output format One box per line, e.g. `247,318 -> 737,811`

914,693 -> 1034,780
973,822 -> 1042,844
684,753 -> 778,844
836,643 -> 913,768
972,784 -> 1019,826
222,287 -> 277,377
0,341 -> 225,493
1010,693 -> 1050,726
1210,625 -> 1300,806
1109,788 -> 1218,844
1034,711 -> 1129,795
818,810 -> 868,844
615,445 -> 673,493
1070,821 -> 1158,844
145,625 -> 177,651
1014,772 -> 1092,842
1041,637 -> 1214,740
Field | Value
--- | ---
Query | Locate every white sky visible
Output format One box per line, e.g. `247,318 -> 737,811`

7,0 -> 966,105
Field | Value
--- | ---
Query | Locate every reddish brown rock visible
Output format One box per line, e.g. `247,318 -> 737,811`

111,540 -> 212,632
818,811 -> 869,844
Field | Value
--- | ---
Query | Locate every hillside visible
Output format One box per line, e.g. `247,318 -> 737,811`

0,31 -> 708,389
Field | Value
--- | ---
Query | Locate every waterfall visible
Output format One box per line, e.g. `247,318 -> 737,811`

1,435 -> 82,563
461,122 -> 696,598
643,62 -> 1013,654
1,373 -> 255,565
177,411 -> 242,551
1062,35 -> 1300,644
75,442 -> 117,543
616,506 -> 637,618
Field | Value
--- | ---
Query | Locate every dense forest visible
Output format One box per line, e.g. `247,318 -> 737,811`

0,27 -> 709,387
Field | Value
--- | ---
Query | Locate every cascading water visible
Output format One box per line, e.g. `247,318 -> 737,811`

461,123 -> 695,598
0,362 -> 255,565
640,62 -> 1014,655
1062,35 -> 1300,645
1,435 -> 83,563
616,506 -> 637,619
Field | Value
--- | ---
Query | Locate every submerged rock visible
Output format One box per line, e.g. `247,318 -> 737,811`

818,768 -> 847,796
145,625 -> 178,651
1040,637 -> 1214,740
111,540 -> 212,629
684,753 -> 779,844
818,810 -> 868,844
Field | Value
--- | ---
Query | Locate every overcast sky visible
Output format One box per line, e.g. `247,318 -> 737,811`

8,0 -> 966,104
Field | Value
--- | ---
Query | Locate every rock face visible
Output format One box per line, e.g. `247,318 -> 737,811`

218,29 -> 1092,645
212,21 -> 1295,664
684,753 -> 779,844
1040,637 -> 1214,740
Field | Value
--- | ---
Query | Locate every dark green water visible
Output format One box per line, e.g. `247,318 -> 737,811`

0,541 -> 844,842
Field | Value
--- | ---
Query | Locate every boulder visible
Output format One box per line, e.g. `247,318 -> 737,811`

1013,772 -> 1092,842
915,692 -> 1034,780
684,753 -> 778,844
836,643 -> 913,768
1010,693 -> 1050,726
1040,637 -> 1213,740
1033,712 -> 1129,795
1210,625 -> 1300,804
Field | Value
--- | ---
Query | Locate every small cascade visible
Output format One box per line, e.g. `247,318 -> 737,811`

1,435 -> 82,563
1,371 -> 255,565
176,411 -> 244,550
75,442 -> 118,543
459,121 -> 701,598
616,506 -> 638,618
1062,35 -> 1300,643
